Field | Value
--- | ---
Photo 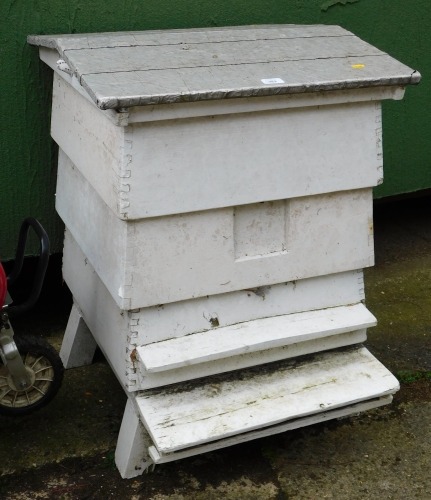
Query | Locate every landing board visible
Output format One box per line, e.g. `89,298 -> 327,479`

136,346 -> 399,454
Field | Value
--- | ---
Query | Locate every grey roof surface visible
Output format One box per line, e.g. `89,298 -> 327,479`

28,25 -> 421,110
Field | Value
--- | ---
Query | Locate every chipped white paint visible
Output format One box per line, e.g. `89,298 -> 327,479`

136,304 -> 376,374
115,398 -> 153,478
144,395 -> 393,466
136,347 -> 399,454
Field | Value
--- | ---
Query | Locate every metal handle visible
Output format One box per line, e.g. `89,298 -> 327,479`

6,217 -> 50,317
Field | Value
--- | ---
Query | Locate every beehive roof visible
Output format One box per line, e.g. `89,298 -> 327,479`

28,25 -> 420,110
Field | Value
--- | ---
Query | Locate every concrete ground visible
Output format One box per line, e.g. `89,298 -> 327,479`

0,195 -> 430,499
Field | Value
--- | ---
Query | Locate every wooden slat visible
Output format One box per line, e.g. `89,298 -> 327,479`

64,35 -> 381,75
28,25 -> 350,51
136,331 -> 367,390
147,396 -> 393,464
136,304 -> 376,373
136,346 -> 399,453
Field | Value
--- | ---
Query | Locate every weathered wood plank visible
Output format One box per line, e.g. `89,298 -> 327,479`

28,25 -> 352,51
147,396 -> 393,465
137,304 -> 376,373
136,346 -> 399,453
64,35 -> 382,75
135,331 -> 367,390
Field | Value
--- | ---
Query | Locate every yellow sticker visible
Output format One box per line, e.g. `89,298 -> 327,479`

352,64 -> 365,69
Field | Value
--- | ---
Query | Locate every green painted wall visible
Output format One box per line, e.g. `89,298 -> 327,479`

0,0 -> 428,258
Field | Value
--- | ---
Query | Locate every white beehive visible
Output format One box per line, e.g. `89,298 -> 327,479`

29,25 -> 419,478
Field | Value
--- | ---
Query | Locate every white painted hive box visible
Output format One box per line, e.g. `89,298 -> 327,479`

62,227 -> 373,391
28,25 -> 420,310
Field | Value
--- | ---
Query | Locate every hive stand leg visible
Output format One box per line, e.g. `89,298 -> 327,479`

115,397 -> 154,479
60,303 -> 98,368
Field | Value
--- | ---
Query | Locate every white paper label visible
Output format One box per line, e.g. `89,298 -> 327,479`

261,78 -> 285,84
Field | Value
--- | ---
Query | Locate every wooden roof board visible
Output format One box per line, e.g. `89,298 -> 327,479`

54,35 -> 383,75
28,25 -> 420,110
28,25 -> 351,51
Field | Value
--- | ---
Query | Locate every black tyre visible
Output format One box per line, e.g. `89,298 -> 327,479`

0,335 -> 64,416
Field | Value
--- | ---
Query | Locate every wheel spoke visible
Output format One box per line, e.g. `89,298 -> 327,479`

33,366 -> 52,375
27,355 -> 45,370
34,377 -> 54,383
0,388 -> 12,399
32,386 -> 46,396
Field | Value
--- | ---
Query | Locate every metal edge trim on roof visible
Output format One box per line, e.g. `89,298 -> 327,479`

89,72 -> 420,110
